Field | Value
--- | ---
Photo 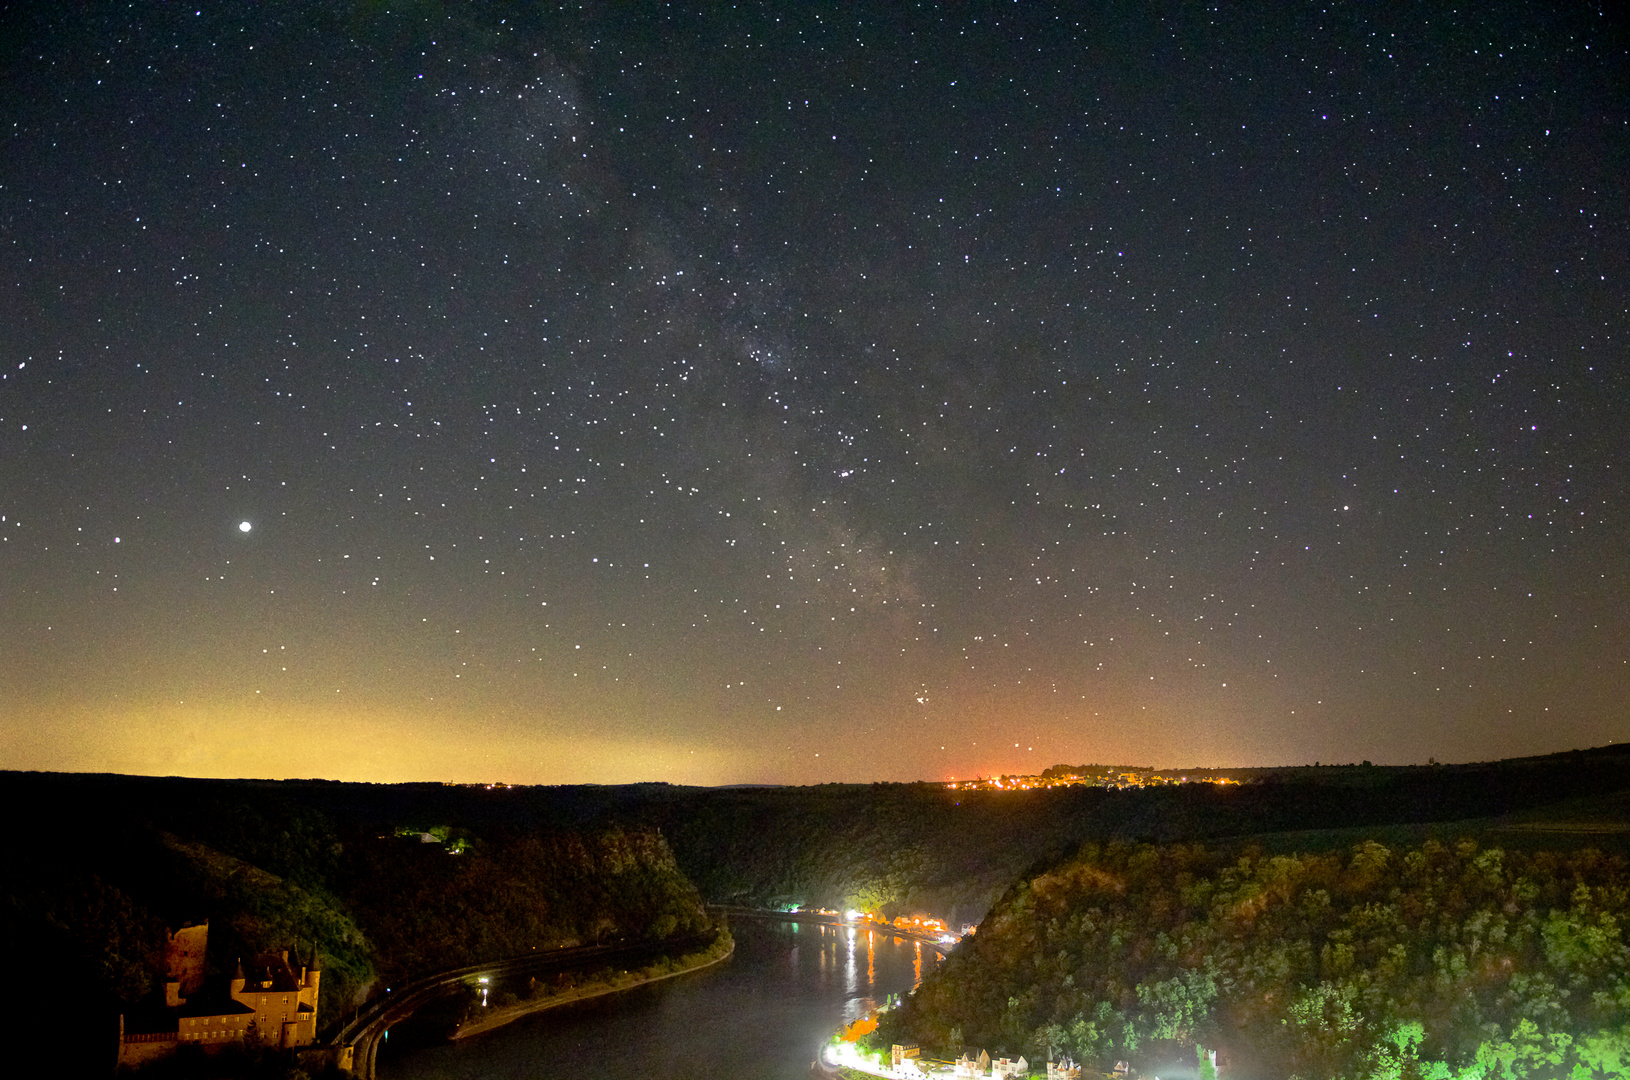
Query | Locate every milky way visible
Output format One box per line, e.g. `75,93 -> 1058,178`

1,3 -> 1625,783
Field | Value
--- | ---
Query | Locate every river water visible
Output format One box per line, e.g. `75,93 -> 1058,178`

378,917 -> 943,1079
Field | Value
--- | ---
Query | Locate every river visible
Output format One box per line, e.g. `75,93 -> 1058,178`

377,917 -> 944,1079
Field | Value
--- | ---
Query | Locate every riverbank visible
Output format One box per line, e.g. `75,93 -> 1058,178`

711,906 -> 958,954
381,916 -> 938,1080
450,929 -> 735,1041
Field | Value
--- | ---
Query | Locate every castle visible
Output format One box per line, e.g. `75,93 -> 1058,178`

118,920 -> 321,1068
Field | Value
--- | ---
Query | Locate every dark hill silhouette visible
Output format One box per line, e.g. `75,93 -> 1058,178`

6,743 -> 1630,1074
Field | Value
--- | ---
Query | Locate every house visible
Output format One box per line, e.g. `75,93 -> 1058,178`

956,1049 -> 995,1077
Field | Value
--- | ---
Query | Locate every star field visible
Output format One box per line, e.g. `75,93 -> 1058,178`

1,3 -> 1626,784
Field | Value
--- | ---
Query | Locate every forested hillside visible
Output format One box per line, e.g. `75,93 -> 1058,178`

874,839 -> 1630,1079
637,783 -> 1112,929
0,772 -> 710,1074
338,825 -> 713,983
7,744 -> 1630,1075
626,747 -> 1630,929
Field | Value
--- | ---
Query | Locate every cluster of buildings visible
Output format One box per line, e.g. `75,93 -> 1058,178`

830,907 -> 975,944
885,913 -> 959,940
945,767 -> 1244,792
840,1044 -> 1086,1078
952,1050 -> 1030,1077
117,920 -> 324,1069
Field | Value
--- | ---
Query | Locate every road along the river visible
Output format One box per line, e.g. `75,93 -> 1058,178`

335,932 -> 722,1079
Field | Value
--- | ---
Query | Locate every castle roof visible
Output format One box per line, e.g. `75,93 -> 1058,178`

239,953 -> 303,993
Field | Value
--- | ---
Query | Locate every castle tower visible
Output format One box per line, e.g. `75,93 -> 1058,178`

299,953 -> 322,1043
164,920 -> 209,999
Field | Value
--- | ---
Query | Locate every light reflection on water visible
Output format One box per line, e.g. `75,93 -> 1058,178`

379,918 -> 941,1080
844,924 -> 858,1000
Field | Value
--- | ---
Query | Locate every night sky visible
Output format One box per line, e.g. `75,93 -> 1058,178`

2,3 -> 1626,785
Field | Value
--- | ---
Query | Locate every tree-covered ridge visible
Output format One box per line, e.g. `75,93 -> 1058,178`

643,783 -> 1105,928
879,840 -> 1630,1079
8,750 -> 1630,1075
635,747 -> 1630,929
339,825 -> 714,982
1,773 -> 716,1075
